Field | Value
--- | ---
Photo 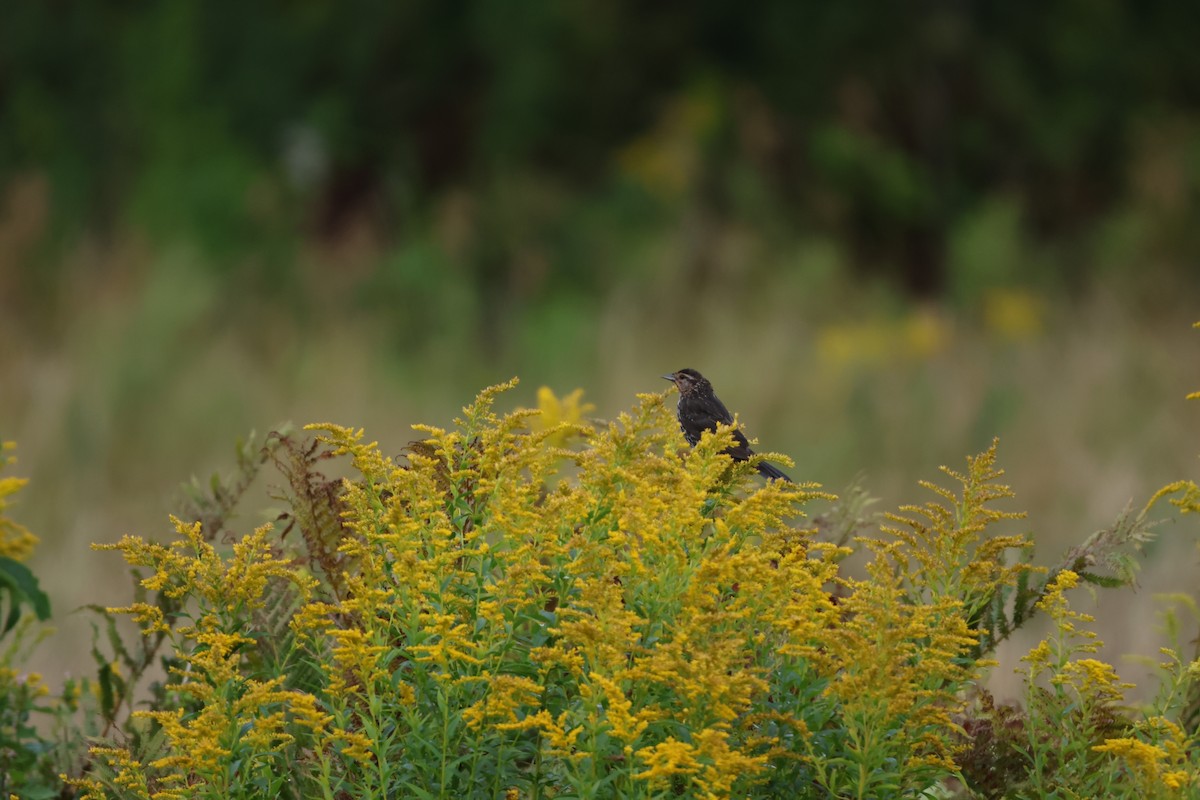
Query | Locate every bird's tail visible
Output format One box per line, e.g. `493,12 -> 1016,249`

756,461 -> 793,482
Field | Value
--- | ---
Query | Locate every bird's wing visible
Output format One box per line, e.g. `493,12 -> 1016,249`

680,394 -> 754,455
678,397 -> 729,437
677,406 -> 709,444
697,393 -> 735,426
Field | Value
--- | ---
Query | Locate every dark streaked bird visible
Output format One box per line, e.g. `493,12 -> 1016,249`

662,368 -> 793,482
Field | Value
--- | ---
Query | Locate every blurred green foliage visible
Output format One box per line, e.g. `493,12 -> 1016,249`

3,0 -> 1199,314
4,2 -> 1200,741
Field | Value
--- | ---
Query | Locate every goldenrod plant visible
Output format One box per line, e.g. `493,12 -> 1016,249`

0,442 -> 38,563
7,326 -> 1200,798
0,443 -> 79,799
952,324 -> 1200,799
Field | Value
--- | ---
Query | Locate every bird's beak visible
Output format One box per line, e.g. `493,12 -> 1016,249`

662,373 -> 676,383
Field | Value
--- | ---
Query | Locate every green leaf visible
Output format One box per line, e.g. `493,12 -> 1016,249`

97,662 -> 117,720
0,556 -> 51,633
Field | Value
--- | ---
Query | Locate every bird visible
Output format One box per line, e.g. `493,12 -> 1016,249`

662,368 -> 792,482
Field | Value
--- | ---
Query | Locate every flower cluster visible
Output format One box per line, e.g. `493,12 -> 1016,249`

65,367 -> 1200,798
0,442 -> 37,560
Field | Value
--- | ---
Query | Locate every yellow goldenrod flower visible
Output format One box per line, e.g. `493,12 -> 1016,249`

530,386 -> 595,448
635,736 -> 701,782
0,442 -> 37,560
89,380 -> 1112,798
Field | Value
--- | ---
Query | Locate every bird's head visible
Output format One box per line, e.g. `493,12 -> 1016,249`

662,368 -> 709,396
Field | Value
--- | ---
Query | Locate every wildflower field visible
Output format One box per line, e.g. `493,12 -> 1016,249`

6,5 -> 1200,796
3,361 -> 1199,799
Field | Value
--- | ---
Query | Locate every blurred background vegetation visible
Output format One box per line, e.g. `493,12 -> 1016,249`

1,1 -> 1198,695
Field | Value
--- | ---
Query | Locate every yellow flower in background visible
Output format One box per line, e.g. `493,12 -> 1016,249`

816,307 -> 951,369
903,305 -> 951,358
982,286 -> 1044,341
816,289 -> 1048,372
616,84 -> 720,199
0,442 -> 37,560
531,386 -> 595,448
816,320 -> 891,368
